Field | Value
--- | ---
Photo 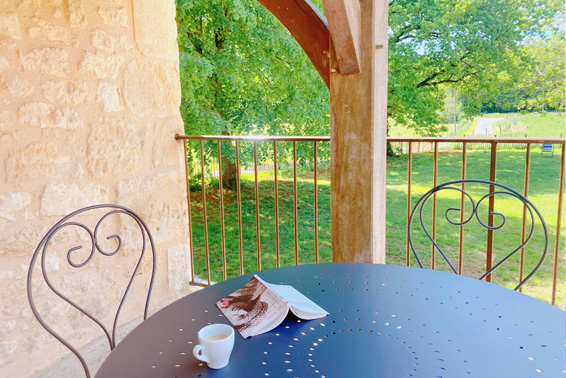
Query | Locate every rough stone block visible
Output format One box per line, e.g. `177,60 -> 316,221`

116,171 -> 189,243
68,295 -> 110,329
97,82 -> 123,112
0,13 -> 22,40
98,7 -> 128,28
18,102 -> 54,128
69,0 -> 87,27
0,264 -> 27,284
70,162 -> 85,178
78,52 -> 124,79
123,59 -> 181,118
0,54 -> 9,70
6,143 -> 72,182
62,275 -> 92,295
87,118 -> 146,179
0,320 -> 16,335
52,107 -> 84,129
0,341 -> 17,361
6,77 -> 34,97
91,29 -> 114,52
0,192 -> 34,221
21,47 -> 70,77
40,79 -> 89,104
167,244 -> 191,297
133,0 -> 178,61
152,117 -> 185,168
40,183 -> 110,216
119,33 -> 134,53
0,110 -> 15,131
37,300 -> 70,321
28,20 -> 71,44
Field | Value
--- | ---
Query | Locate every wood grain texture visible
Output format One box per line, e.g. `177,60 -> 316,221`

330,0 -> 388,263
257,0 -> 331,87
321,0 -> 361,74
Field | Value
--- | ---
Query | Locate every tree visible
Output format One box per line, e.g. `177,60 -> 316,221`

177,0 -> 562,164
388,0 -> 562,136
517,36 -> 565,112
176,0 -> 330,187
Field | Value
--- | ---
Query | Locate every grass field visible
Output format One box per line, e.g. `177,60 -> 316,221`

479,112 -> 565,136
189,149 -> 565,308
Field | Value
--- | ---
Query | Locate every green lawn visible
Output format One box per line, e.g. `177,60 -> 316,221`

480,112 -> 565,136
189,149 -> 565,308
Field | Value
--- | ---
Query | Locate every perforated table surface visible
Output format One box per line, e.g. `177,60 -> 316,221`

95,263 -> 565,378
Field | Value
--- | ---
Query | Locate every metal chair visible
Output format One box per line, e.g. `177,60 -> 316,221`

408,180 -> 548,291
27,205 -> 156,378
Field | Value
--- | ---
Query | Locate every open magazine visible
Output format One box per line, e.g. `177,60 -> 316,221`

216,275 -> 328,339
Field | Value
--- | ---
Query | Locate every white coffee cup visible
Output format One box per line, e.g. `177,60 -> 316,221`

192,324 -> 235,369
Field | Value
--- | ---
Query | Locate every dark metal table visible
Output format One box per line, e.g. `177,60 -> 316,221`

95,263 -> 565,378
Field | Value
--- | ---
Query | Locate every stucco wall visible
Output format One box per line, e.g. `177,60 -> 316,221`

0,0 -> 191,376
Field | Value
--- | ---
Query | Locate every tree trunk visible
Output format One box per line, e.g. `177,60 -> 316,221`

386,141 -> 396,157
221,156 -> 237,190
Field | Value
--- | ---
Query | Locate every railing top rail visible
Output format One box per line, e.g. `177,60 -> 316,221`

176,134 -> 564,145
175,134 -> 331,142
387,136 -> 565,144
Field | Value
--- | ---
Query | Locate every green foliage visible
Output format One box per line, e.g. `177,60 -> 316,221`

480,36 -> 566,113
388,0 -> 562,134
516,37 -> 565,111
176,0 -> 329,137
177,0 -> 562,143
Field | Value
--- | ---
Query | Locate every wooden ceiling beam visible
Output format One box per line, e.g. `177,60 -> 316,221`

256,0 -> 331,88
321,0 -> 362,74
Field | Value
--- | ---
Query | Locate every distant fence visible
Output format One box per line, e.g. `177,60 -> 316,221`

390,133 -> 564,153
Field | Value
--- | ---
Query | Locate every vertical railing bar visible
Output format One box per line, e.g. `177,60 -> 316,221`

314,141 -> 319,264
200,140 -> 211,285
519,142 -> 531,292
551,143 -> 565,305
458,142 -> 467,275
294,140 -> 299,265
406,142 -> 413,266
486,141 -> 498,283
217,141 -> 227,281
235,141 -> 244,276
183,140 -> 196,283
431,141 -> 439,270
253,141 -> 261,272
274,141 -> 280,268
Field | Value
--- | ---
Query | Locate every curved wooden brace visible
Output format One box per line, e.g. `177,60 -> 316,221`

256,0 -> 330,88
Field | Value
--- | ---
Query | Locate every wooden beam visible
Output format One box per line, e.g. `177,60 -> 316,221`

256,0 -> 330,88
322,0 -> 362,74
330,0 -> 388,263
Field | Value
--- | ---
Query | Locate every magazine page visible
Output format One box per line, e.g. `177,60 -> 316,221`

256,276 -> 328,319
216,275 -> 288,338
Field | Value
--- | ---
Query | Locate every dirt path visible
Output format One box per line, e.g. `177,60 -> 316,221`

473,117 -> 504,135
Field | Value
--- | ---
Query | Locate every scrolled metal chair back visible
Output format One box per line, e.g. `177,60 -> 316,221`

408,180 -> 548,290
27,205 -> 156,378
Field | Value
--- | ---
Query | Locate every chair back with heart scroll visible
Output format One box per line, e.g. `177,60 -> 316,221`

27,204 -> 156,378
408,180 -> 548,291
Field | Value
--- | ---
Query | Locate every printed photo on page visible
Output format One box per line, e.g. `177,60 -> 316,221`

217,276 -> 286,338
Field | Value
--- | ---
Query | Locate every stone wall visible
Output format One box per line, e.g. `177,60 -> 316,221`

0,0 -> 191,376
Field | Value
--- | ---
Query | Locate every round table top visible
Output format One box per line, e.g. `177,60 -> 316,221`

95,263 -> 565,378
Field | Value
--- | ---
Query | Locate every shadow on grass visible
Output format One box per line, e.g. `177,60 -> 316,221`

189,150 -> 565,308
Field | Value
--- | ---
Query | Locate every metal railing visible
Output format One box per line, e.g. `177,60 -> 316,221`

176,135 -> 330,286
176,134 -> 565,306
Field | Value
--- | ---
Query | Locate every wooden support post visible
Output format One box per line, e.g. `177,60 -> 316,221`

322,0 -> 362,74
330,0 -> 388,263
